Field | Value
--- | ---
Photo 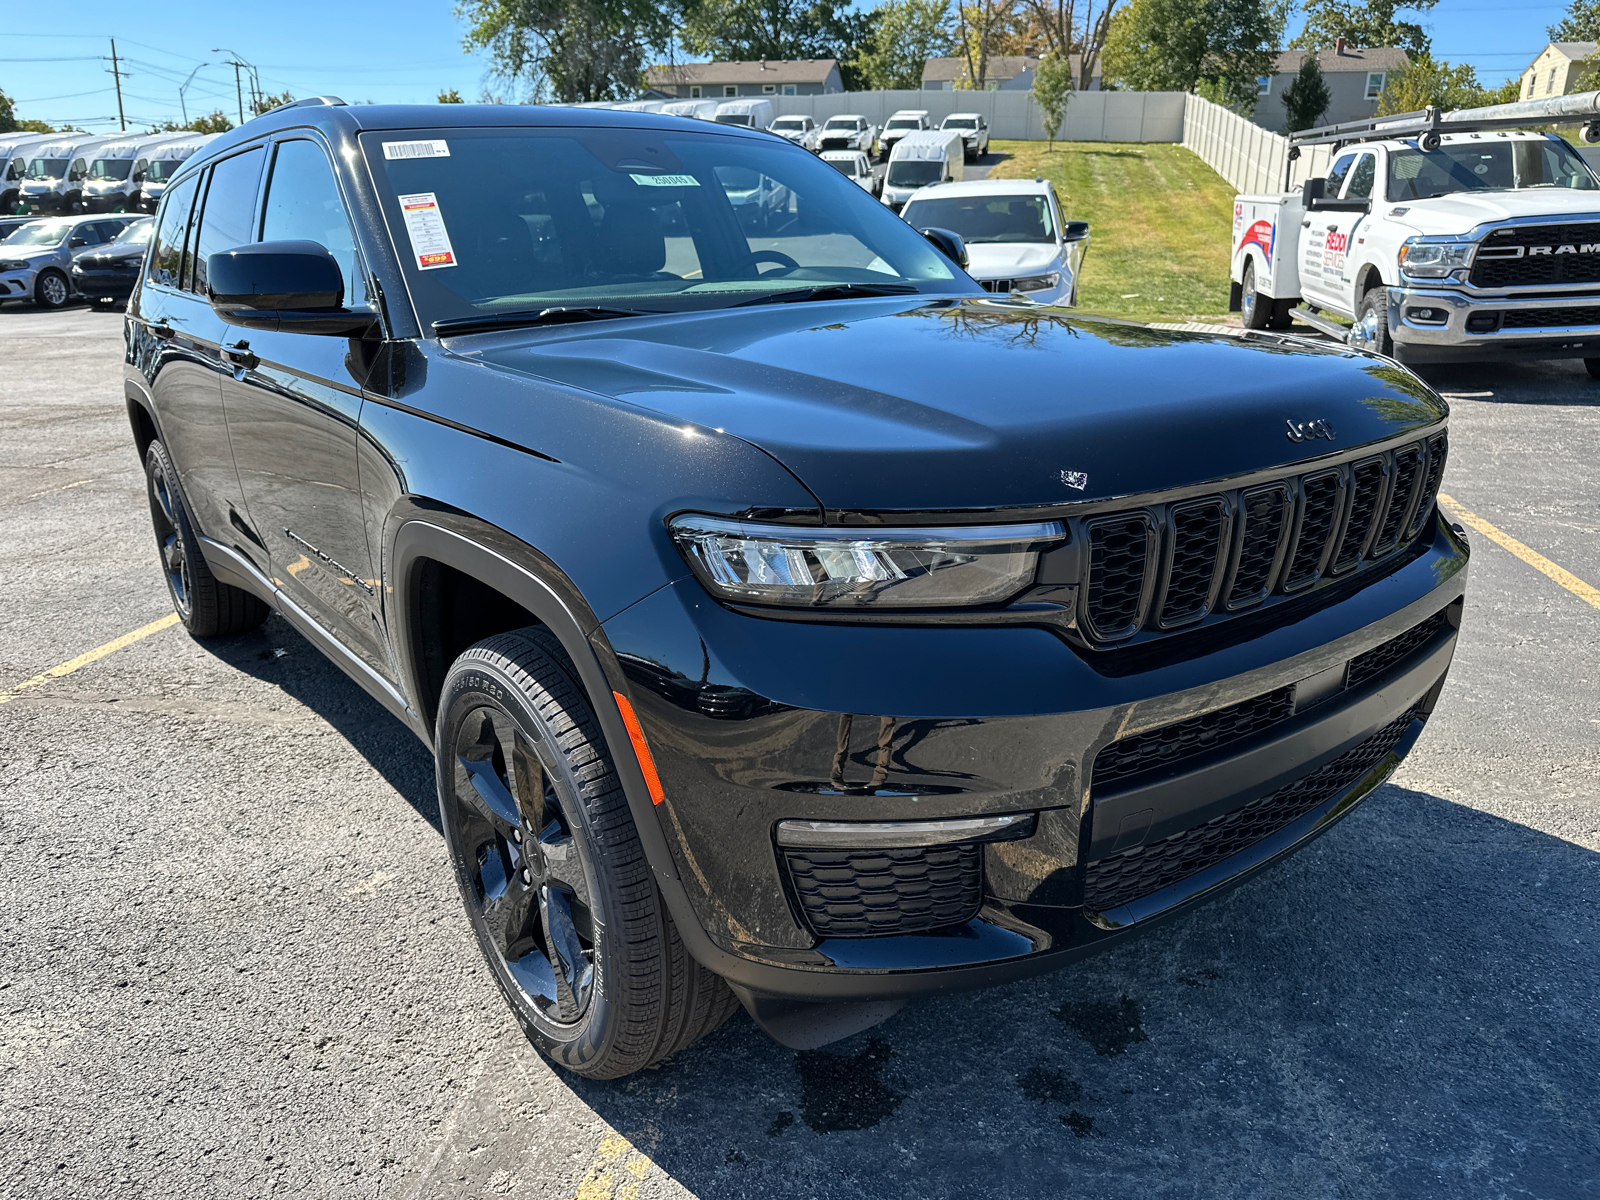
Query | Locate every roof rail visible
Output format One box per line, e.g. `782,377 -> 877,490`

257,95 -> 348,119
1288,90 -> 1600,153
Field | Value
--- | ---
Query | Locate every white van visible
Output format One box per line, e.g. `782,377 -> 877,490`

659,99 -> 719,120
713,99 -> 774,130
137,134 -> 220,213
880,130 -> 963,212
879,110 -> 930,160
0,134 -> 53,214
83,133 -> 183,213
611,100 -> 667,113
19,134 -> 121,214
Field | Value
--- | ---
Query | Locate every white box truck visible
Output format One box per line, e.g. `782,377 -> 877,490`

1230,92 -> 1600,374
880,130 -> 963,212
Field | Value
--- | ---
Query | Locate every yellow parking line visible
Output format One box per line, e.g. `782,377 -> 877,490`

1439,493 -> 1600,612
0,613 -> 180,706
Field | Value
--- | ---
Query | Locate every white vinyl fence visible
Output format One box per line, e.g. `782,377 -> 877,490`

767,89 -> 1186,143
1181,93 -> 1331,195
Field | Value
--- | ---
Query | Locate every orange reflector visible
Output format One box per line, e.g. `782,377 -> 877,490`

612,690 -> 665,805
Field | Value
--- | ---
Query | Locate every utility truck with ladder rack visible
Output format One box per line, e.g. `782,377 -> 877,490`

1229,92 -> 1600,374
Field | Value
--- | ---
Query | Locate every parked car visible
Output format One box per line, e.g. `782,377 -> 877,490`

0,213 -> 138,307
18,134 -> 121,213
125,98 -> 1466,1081
880,129 -> 963,211
713,98 -> 773,130
770,114 -> 820,151
940,113 -> 991,161
901,179 -> 1088,305
879,109 -> 930,160
136,134 -> 221,214
70,216 -> 154,304
821,149 -> 878,195
658,99 -> 719,121
0,133 -> 53,214
817,114 -> 876,155
0,215 -> 41,241
82,133 -> 184,213
610,100 -> 667,114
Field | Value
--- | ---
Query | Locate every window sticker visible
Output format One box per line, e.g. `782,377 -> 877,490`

397,192 -> 457,269
383,139 -> 450,160
630,173 -> 699,187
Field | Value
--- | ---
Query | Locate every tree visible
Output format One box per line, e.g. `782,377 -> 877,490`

681,0 -> 875,72
954,0 -> 1021,90
1018,0 -> 1121,90
154,110 -> 235,134
438,88 -> 466,102
1102,0 -> 1286,112
852,0 -> 953,91
1550,0 -> 1600,42
1280,53 -> 1330,130
459,0 -> 677,103
250,90 -> 296,117
1377,53 -> 1494,115
1291,0 -> 1438,58
1033,51 -> 1074,145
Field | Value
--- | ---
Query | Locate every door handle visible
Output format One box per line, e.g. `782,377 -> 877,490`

1301,220 -> 1311,228
221,341 -> 258,371
149,321 -> 174,341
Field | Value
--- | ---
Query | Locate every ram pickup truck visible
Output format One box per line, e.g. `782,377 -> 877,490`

1231,96 -> 1600,374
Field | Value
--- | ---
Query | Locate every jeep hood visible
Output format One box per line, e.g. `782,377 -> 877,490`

1389,187 -> 1600,237
452,299 -> 1446,514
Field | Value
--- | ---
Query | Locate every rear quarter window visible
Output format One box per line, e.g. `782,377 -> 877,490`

146,174 -> 198,290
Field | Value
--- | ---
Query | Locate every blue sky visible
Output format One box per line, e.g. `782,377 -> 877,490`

0,0 -> 1573,132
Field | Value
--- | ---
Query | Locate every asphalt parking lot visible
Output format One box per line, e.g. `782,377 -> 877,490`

1,298 -> 1597,1200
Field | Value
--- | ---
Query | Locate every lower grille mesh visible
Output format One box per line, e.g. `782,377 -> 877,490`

785,844 -> 982,938
1084,710 -> 1420,913
1347,610 -> 1449,690
1093,687 -> 1296,793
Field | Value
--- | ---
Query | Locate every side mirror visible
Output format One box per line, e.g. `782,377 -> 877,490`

1301,178 -> 1326,208
1061,220 -> 1090,242
69,236 -> 89,247
919,226 -> 969,270
207,240 -> 377,336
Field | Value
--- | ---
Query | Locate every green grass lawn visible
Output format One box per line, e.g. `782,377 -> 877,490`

987,139 -> 1238,322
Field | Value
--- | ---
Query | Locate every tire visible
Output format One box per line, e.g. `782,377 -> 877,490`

1586,358 -> 1600,380
435,628 -> 738,1079
34,269 -> 70,310
1240,261 -> 1273,330
144,440 -> 270,638
1349,287 -> 1395,357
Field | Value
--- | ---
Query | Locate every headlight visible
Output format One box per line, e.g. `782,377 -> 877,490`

0,260 -> 30,271
669,516 -> 1064,609
1013,272 -> 1061,292
1398,240 -> 1473,279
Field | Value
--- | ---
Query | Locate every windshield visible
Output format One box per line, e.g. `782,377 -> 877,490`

886,119 -> 919,130
824,119 -> 858,130
2,218 -> 72,247
26,158 -> 69,181
943,119 -> 978,130
772,119 -> 807,131
111,220 -> 155,246
144,157 -> 187,182
362,126 -> 967,328
901,194 -> 1056,243
714,114 -> 751,127
89,158 -> 134,181
825,157 -> 863,177
886,159 -> 943,188
1387,139 -> 1599,199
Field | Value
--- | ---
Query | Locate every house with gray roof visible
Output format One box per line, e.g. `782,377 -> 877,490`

646,59 -> 843,99
1519,42 -> 1598,100
1253,40 -> 1410,132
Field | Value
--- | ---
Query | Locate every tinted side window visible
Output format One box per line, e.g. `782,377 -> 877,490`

1325,153 -> 1356,197
147,174 -> 198,289
192,146 -> 264,295
261,140 -> 364,307
1345,153 -> 1376,199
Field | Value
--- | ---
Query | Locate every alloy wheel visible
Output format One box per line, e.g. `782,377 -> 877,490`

146,453 -> 192,618
445,705 -> 598,1027
40,274 -> 68,308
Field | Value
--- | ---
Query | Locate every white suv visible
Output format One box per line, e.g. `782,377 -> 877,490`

769,115 -> 819,151
900,178 -> 1089,306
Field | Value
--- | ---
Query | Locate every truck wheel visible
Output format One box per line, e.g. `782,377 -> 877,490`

436,628 -> 739,1079
1240,261 -> 1273,330
34,270 -> 71,309
144,440 -> 270,637
1350,289 -> 1395,357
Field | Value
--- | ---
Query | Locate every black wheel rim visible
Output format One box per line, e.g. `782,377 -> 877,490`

446,706 -> 598,1027
147,455 -> 192,618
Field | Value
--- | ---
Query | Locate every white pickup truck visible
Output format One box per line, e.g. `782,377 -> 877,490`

1230,94 -> 1600,375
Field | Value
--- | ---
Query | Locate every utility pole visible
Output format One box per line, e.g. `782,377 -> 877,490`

179,63 -> 209,126
213,50 -> 257,123
228,60 -> 245,125
108,38 -> 128,132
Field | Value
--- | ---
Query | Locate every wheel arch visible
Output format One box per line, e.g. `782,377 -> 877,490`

125,379 -> 163,462
1355,261 -> 1388,300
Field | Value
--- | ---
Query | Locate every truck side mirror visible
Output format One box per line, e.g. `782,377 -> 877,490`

1301,178 -> 1326,208
208,239 -> 377,337
919,226 -> 969,269
1061,220 -> 1090,242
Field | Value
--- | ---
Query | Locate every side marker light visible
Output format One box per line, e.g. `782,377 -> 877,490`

612,691 -> 665,805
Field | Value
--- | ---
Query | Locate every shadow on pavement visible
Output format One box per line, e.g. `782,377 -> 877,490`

1418,359 -> 1600,405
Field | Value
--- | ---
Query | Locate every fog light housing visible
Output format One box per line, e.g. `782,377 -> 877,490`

1405,306 -> 1448,324
1465,313 -> 1502,334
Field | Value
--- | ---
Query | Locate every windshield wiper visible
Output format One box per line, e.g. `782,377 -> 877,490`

732,282 -> 921,307
433,306 -> 648,336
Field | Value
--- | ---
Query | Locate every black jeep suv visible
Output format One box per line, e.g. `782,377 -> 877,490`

124,98 -> 1468,1078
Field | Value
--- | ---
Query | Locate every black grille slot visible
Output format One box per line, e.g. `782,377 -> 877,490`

784,844 -> 982,938
1371,445 -> 1423,556
1284,471 -> 1343,589
1158,501 -> 1226,626
1332,458 -> 1387,572
1406,434 -> 1448,540
1226,485 -> 1290,610
1084,710 -> 1420,912
1498,305 -> 1600,329
1085,516 -> 1151,640
1347,610 -> 1450,690
1092,686 -> 1296,795
1470,223 -> 1600,288
979,278 -> 1012,293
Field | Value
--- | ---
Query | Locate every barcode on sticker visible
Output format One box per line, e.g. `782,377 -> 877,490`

383,140 -> 450,160
630,173 -> 699,187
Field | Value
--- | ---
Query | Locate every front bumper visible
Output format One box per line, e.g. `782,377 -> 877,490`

82,190 -> 130,213
596,511 -> 1469,1005
1389,284 -> 1600,363
0,266 -> 39,298
71,265 -> 137,299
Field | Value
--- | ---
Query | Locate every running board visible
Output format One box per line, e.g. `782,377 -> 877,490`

1292,307 -> 1352,342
